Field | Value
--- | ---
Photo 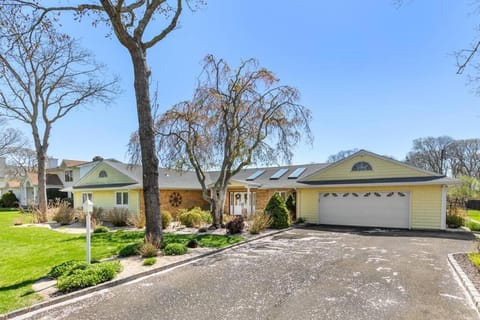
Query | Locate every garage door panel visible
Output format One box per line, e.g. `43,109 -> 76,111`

319,192 -> 410,228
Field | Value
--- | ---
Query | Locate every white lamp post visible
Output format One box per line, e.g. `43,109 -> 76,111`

82,199 -> 94,264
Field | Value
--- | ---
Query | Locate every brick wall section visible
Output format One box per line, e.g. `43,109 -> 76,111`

138,189 -> 209,216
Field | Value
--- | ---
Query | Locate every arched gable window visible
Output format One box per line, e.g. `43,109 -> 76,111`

99,170 -> 108,178
352,161 -> 372,171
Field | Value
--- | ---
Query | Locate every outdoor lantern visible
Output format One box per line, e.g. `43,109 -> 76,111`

83,199 -> 94,264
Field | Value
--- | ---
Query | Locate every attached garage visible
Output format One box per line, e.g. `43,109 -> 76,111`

318,191 -> 410,229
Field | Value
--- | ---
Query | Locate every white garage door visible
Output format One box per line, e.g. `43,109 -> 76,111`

318,191 -> 410,229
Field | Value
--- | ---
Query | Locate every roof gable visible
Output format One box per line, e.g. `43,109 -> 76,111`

301,150 -> 440,182
74,161 -> 138,188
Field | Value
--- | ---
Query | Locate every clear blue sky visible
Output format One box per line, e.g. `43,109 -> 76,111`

13,0 -> 480,164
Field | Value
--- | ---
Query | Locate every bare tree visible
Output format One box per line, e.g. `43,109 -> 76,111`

143,55 -> 312,228
449,139 -> 480,178
0,8 -> 117,221
5,147 -> 37,177
405,136 -> 454,175
327,149 -> 359,163
0,120 -> 26,158
7,0 -> 202,246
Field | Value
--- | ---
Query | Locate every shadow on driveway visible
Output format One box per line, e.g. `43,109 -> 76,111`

294,224 -> 476,241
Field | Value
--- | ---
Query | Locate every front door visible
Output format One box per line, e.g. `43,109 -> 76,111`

230,192 -> 256,216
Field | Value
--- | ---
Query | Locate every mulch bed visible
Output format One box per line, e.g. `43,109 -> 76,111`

453,253 -> 480,291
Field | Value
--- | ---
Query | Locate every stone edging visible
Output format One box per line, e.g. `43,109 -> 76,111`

1,228 -> 291,320
447,252 -> 480,311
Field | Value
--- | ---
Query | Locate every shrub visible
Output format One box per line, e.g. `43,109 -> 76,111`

178,209 -> 202,228
93,226 -> 110,233
0,191 -> 18,208
138,242 -> 158,258
223,214 -> 233,225
467,221 -> 480,232
285,193 -> 296,218
446,215 -> 465,228
469,253 -> 480,269
187,239 -> 198,248
129,212 -> 146,229
161,210 -> 172,229
226,216 -> 245,234
198,226 -> 208,233
265,193 -> 290,229
199,210 -> 213,224
52,200 -> 75,225
294,217 -> 306,224
56,261 -> 122,293
108,208 -> 130,227
164,243 -> 188,256
249,211 -> 272,235
78,206 -> 104,228
48,260 -> 89,278
118,242 -> 142,257
143,257 -> 157,266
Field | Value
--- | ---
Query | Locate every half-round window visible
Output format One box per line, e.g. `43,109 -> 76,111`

99,170 -> 108,178
352,161 -> 372,171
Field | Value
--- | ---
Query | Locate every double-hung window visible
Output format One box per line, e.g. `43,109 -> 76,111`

115,192 -> 128,206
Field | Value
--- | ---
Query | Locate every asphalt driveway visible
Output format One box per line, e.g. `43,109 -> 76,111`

19,227 -> 479,320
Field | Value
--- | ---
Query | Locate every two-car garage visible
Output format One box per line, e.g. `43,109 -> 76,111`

318,191 -> 410,229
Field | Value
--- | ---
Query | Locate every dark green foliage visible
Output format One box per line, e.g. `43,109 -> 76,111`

118,242 -> 142,257
93,226 -> 110,233
0,192 -> 18,208
446,215 -> 464,228
225,216 -> 245,234
294,217 -> 306,224
187,239 -> 198,248
48,260 -> 89,279
164,243 -> 188,255
161,210 -> 172,229
198,226 -> 208,233
56,261 -> 122,292
285,194 -> 296,215
265,193 -> 290,229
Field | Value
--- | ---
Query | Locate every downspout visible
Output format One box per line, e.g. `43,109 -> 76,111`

441,185 -> 447,230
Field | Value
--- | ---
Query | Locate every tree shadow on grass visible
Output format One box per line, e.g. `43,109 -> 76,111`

0,277 -> 44,297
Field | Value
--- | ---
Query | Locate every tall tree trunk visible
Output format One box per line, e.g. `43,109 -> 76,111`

129,46 -> 162,247
211,187 -> 226,228
36,149 -> 47,222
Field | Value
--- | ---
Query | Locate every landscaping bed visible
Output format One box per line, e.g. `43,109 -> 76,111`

453,253 -> 480,292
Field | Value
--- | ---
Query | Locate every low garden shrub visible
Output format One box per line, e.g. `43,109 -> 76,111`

0,191 -> 18,208
294,217 -> 306,224
138,242 -> 158,258
118,242 -> 142,257
187,239 -> 198,248
226,216 -> 245,234
178,209 -> 202,228
56,261 -> 122,293
78,206 -> 105,228
93,226 -> 110,233
51,200 -> 75,225
164,243 -> 188,256
161,210 -> 172,229
446,215 -> 465,228
265,193 -> 290,229
108,208 -> 130,227
249,211 -> 272,235
143,257 -> 157,266
198,226 -> 208,233
468,253 -> 480,269
48,260 -> 89,278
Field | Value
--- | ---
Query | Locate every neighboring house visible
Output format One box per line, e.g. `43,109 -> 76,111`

0,157 -> 92,206
66,150 -> 458,230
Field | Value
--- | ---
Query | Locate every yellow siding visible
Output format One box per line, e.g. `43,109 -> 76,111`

74,189 -> 140,215
304,154 -> 430,181
77,163 -> 136,186
298,185 -> 442,229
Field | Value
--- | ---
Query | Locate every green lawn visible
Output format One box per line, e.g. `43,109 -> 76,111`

468,209 -> 480,222
0,212 -> 243,314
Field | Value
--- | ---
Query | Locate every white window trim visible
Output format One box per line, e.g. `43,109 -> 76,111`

115,191 -> 129,207
82,192 -> 93,203
65,169 -> 73,182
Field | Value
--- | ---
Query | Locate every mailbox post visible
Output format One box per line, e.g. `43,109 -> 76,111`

83,199 -> 93,264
